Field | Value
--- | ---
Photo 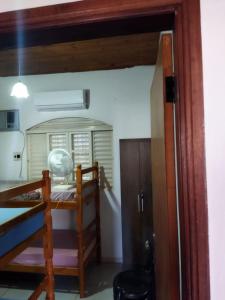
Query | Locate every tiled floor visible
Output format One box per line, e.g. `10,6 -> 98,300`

0,287 -> 113,299
0,263 -> 122,299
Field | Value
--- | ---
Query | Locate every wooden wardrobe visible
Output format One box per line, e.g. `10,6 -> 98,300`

120,138 -> 153,268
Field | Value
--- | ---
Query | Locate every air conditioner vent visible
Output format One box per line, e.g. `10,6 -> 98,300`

33,90 -> 90,112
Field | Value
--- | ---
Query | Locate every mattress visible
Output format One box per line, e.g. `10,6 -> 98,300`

0,208 -> 44,257
51,184 -> 95,201
51,187 -> 76,201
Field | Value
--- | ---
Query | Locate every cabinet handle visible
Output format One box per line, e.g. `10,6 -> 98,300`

141,192 -> 144,212
145,240 -> 150,249
137,194 -> 141,213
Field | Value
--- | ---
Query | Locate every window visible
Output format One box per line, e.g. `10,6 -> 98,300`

27,118 -> 113,186
71,132 -> 92,181
71,132 -> 92,169
27,134 -> 47,179
93,131 -> 113,187
49,133 -> 67,151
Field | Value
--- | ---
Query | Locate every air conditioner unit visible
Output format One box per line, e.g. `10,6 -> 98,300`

33,90 -> 89,112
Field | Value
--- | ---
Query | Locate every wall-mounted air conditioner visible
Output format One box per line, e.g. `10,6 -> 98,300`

33,90 -> 89,112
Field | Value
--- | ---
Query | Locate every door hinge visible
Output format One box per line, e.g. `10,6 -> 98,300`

165,76 -> 176,103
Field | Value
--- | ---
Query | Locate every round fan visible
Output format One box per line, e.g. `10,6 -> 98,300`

48,149 -> 73,177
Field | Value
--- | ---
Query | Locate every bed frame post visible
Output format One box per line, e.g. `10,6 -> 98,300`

76,164 -> 85,298
42,170 -> 55,300
93,162 -> 101,263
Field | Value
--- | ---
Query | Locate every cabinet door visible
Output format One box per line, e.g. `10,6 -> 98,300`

120,139 -> 152,267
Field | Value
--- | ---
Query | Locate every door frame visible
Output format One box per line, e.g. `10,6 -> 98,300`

0,1 -> 209,299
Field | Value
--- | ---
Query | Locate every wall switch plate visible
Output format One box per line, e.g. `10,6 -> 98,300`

13,152 -> 22,161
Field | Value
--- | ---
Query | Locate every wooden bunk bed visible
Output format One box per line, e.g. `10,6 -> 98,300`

0,170 -> 54,300
2,162 -> 101,299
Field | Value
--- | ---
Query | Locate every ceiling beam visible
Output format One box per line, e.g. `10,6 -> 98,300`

0,32 -> 159,77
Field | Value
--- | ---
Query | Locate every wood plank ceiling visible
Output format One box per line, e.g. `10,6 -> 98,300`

0,32 -> 159,77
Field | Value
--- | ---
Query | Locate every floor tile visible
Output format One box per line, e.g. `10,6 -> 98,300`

55,293 -> 78,300
0,263 -> 121,299
1,288 -> 31,299
0,288 -> 8,297
82,288 -> 113,300
1,290 -> 79,300
0,288 -> 113,300
40,292 -> 78,300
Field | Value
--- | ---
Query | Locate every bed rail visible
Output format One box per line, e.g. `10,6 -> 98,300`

0,203 -> 46,235
0,180 -> 44,203
80,166 -> 97,175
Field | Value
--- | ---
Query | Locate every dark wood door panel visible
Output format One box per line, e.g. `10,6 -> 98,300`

120,140 -> 141,266
151,34 -> 179,300
120,139 -> 152,268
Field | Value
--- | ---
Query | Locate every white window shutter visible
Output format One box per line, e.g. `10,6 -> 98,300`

49,133 -> 67,151
27,134 -> 47,179
93,131 -> 113,187
72,132 -> 92,168
71,133 -> 92,181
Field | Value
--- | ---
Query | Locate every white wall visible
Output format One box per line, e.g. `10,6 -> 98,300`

201,1 -> 225,299
0,66 -> 154,261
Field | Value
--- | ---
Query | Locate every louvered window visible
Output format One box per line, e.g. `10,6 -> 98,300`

27,128 -> 113,186
49,133 -> 67,151
27,134 -> 47,179
93,131 -> 113,187
71,132 -> 92,180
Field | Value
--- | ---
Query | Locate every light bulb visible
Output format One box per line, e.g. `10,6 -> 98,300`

11,81 -> 29,99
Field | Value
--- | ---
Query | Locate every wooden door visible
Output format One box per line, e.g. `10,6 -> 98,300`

120,139 -> 152,268
150,34 -> 180,300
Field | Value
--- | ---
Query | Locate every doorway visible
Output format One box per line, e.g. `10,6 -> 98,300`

0,1 -> 209,299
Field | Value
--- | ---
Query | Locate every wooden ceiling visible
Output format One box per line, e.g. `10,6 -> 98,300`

0,32 -> 159,77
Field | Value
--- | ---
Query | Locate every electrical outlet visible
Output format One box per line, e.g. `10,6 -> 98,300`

13,152 -> 22,161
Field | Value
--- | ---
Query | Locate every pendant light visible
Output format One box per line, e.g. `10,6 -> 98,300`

10,26 -> 29,99
11,81 -> 29,99
10,56 -> 29,98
